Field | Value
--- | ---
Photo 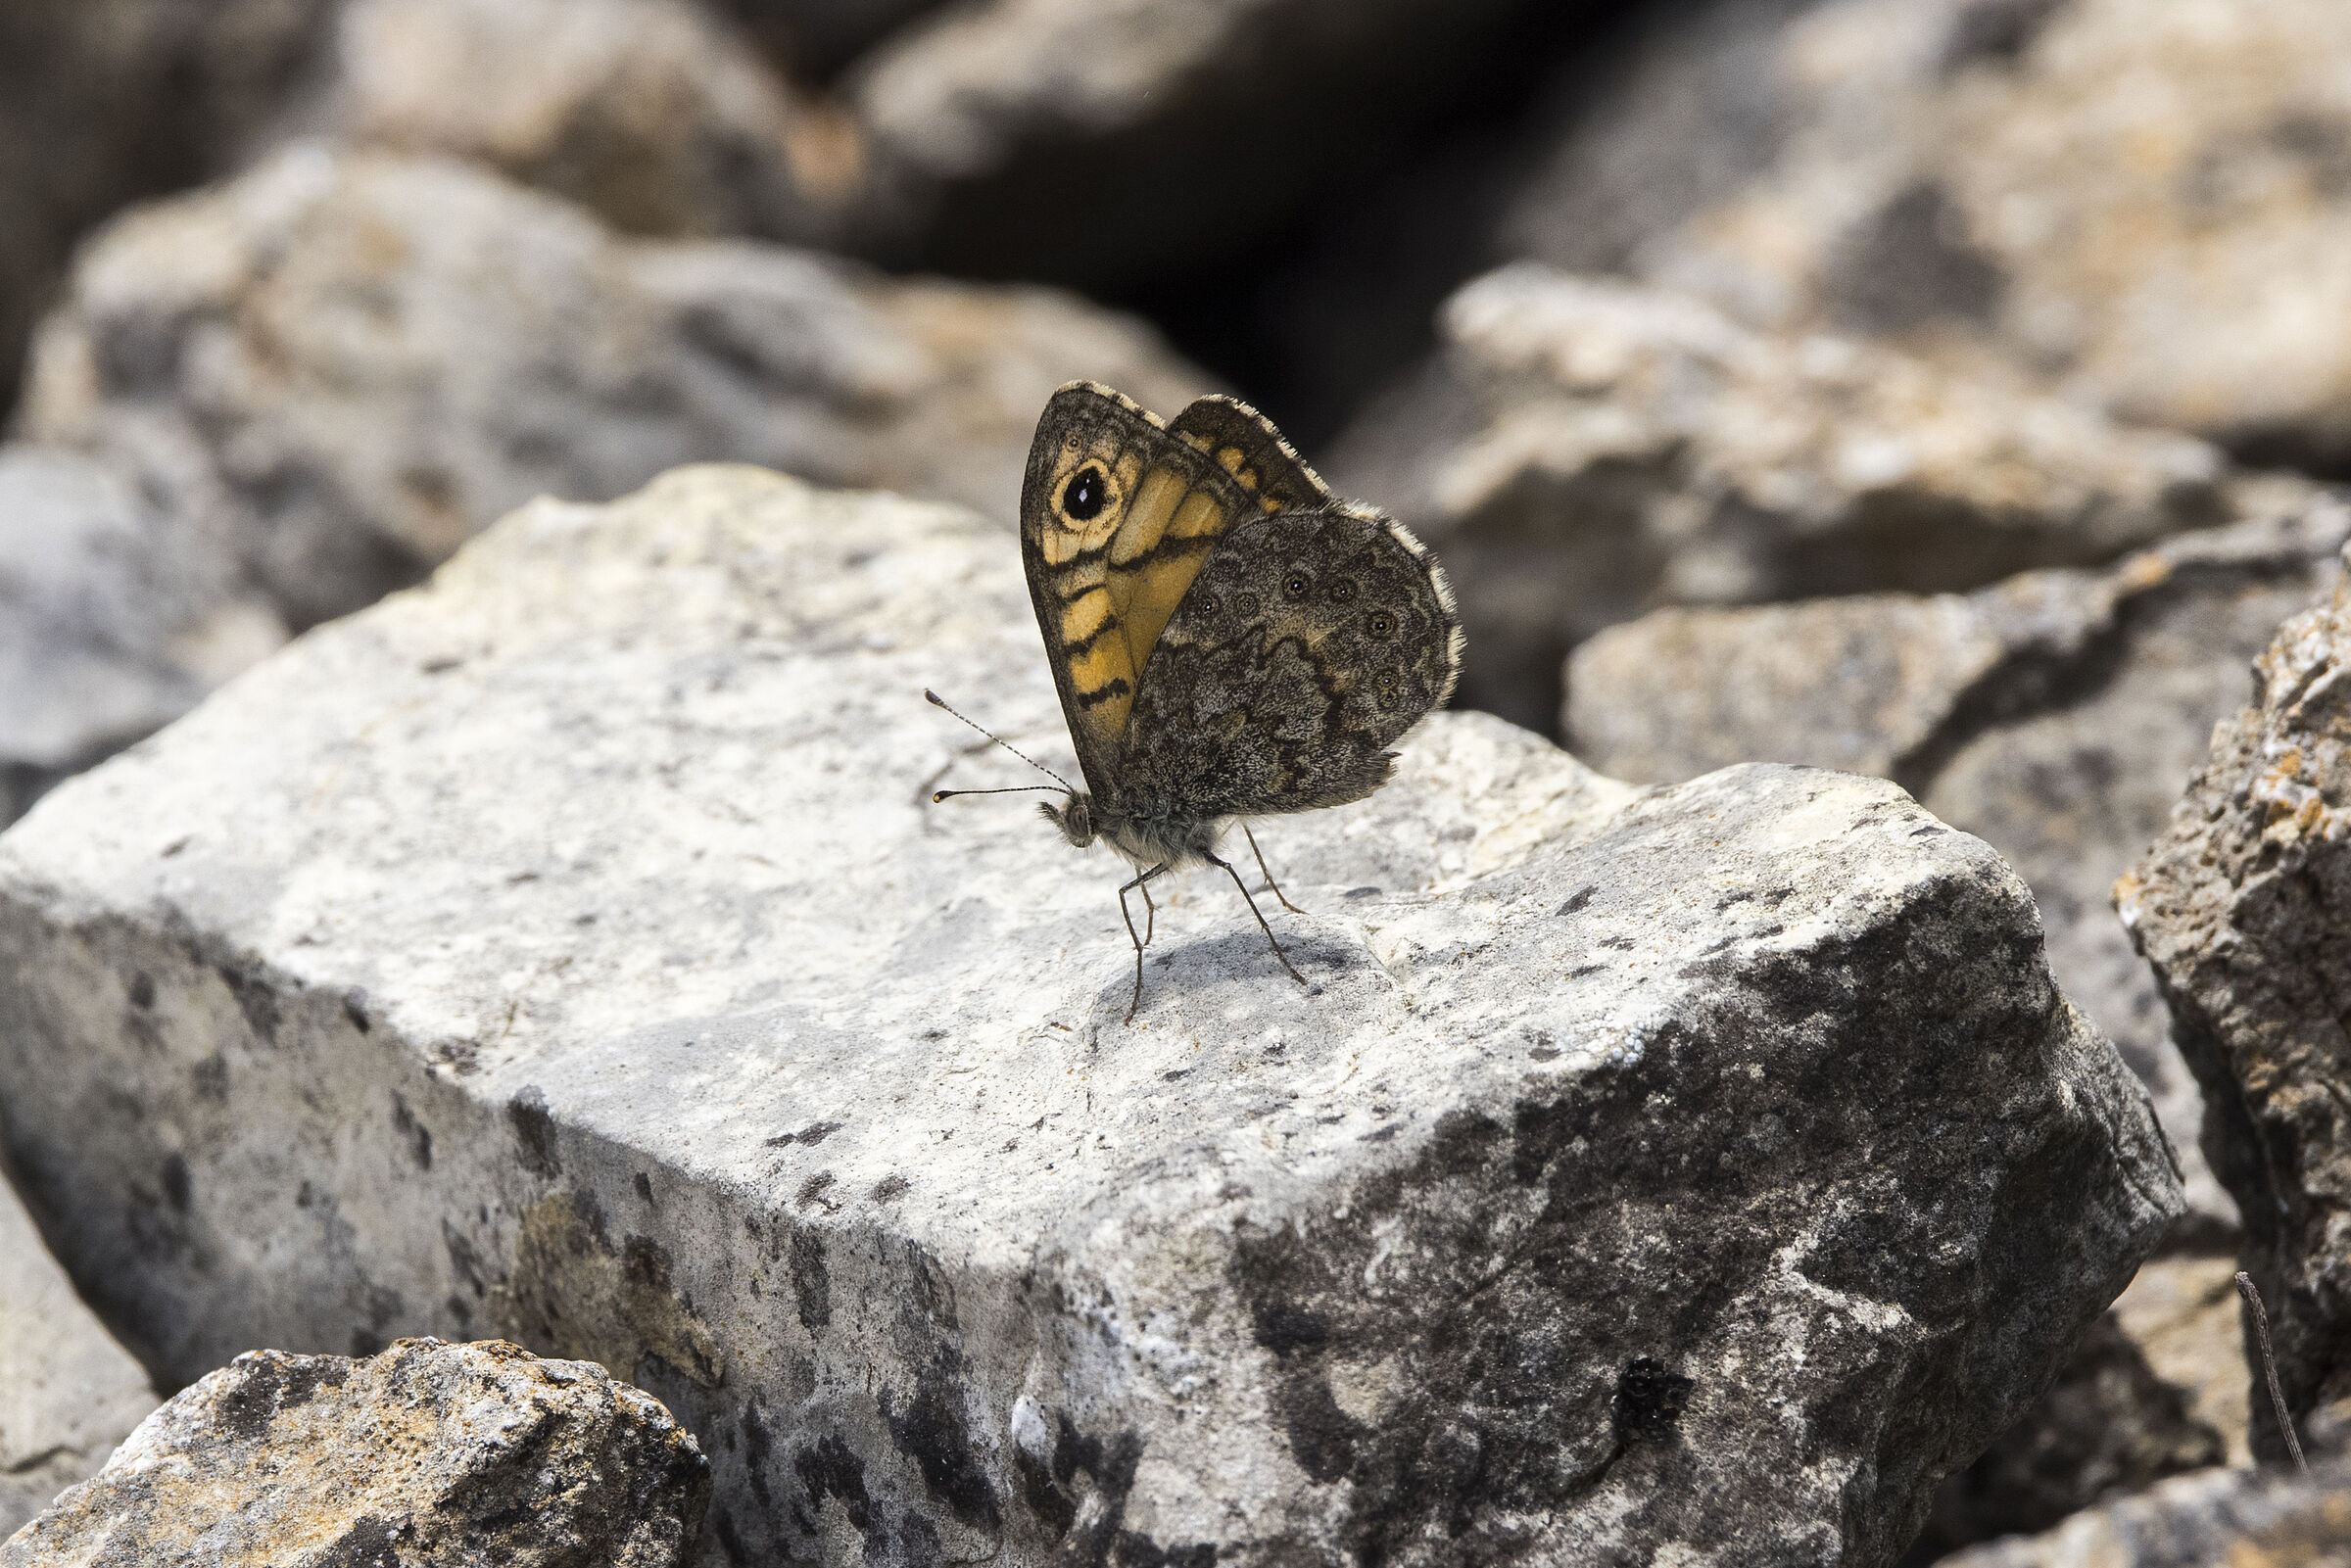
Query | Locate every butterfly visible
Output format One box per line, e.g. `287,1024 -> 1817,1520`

932,382 -> 1462,1022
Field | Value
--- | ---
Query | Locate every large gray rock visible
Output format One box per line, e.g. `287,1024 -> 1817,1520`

0,0 -> 337,415
1326,263 -> 2236,733
1502,0 -> 2351,470
0,445 -> 284,827
17,144 -> 1206,630
2121,547 -> 2351,1460
1567,497 -> 2351,1239
2,1337 -> 707,1566
1933,1458 -> 2351,1567
289,0 -> 869,248
0,464 -> 2183,1563
0,1169 -> 157,1541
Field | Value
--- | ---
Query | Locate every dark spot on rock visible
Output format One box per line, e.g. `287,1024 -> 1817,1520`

343,987 -> 371,1032
190,1054 -> 229,1102
1252,1301 -> 1330,1355
1830,181 -> 2006,333
391,1096 -> 432,1170
443,1222 -> 485,1297
1910,825 -> 1947,837
711,1507 -> 748,1564
128,972 -> 156,1009
872,1173 -> 909,1202
634,1171 -> 654,1204
1343,885 -> 1381,900
1599,935 -> 1635,951
1530,1046 -> 1561,1062
741,1402 -> 775,1507
796,1120 -> 844,1146
1611,1356 -> 1694,1443
792,1433 -> 873,1533
161,1153 -> 190,1212
218,963 -> 279,1041
217,1353 -> 351,1445
883,1358 -> 1000,1530
1113,1535 -> 1218,1568
1277,1373 -> 1362,1484
1941,0 -> 2066,70
795,1172 -> 838,1211
312,1514 -> 401,1568
790,1231 -> 831,1333
1557,884 -> 1597,916
507,1085 -> 559,1177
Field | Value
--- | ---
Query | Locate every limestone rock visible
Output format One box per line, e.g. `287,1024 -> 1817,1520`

847,0 -> 1529,288
1,1337 -> 707,1566
1325,261 -> 2234,734
1503,0 -> 2351,470
0,1169 -> 156,1541
0,446 -> 285,828
1932,1459 -> 2351,1568
2122,546 -> 2351,1459
1568,497 -> 2351,1239
0,465 -> 2182,1562
18,144 -> 1206,630
0,0 -> 336,416
293,0 -> 869,247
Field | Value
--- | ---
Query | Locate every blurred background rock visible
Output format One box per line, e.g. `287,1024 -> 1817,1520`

6,0 -> 2350,1558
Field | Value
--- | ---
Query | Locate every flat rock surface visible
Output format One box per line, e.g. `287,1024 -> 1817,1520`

1569,498 -> 2351,1239
2122,550 -> 2351,1456
2,1337 -> 707,1567
1326,263 -> 2235,732
0,465 -> 2182,1564
0,1169 -> 156,1542
18,143 -> 1206,629
1503,0 -> 2351,469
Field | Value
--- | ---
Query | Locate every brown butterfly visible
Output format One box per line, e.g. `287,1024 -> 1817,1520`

934,383 -> 1461,1021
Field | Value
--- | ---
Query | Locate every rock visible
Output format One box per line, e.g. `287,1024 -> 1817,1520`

0,464 -> 2183,1562
846,0 -> 1532,289
2109,1253 -> 2252,1469
1,1337 -> 707,1566
1568,496 -> 2351,1241
1930,1458 -> 2351,1567
1901,1312 -> 2224,1560
17,143 -> 1207,630
0,0 -> 336,416
292,0 -> 869,248
0,446 -> 286,829
2121,540 -> 2351,1459
1325,261 -> 2236,734
1502,0 -> 2351,470
0,1169 -> 157,1541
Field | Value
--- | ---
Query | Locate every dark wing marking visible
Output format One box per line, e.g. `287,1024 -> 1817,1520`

1121,505 -> 1463,821
1167,395 -> 1333,515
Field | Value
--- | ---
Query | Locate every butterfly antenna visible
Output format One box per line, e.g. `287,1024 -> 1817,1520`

924,689 -> 1078,798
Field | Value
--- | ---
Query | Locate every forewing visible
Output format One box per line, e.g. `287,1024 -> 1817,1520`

1167,395 -> 1333,515
1020,383 -> 1259,794
1124,506 -> 1463,820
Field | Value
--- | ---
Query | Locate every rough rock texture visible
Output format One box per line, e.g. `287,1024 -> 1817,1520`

1326,263 -> 2236,732
17,144 -> 1205,630
0,1169 -> 157,1541
1,1337 -> 708,1566
1569,497 -> 2351,1239
1504,0 -> 2351,470
289,0 -> 869,248
0,446 -> 285,828
1901,1313 -> 2223,1560
846,0 -> 1532,288
0,465 -> 2183,1564
2122,548 -> 2351,1459
0,0 -> 337,415
1933,1459 -> 2351,1567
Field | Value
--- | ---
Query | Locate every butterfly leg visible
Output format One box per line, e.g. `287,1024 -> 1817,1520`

1210,854 -> 1308,988
1241,823 -> 1307,915
1118,864 -> 1172,1022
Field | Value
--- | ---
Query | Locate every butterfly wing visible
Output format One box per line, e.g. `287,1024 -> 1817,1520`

1019,383 -> 1263,798
1123,506 -> 1463,819
1167,395 -> 1333,514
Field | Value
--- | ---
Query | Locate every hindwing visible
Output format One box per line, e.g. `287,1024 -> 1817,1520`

1020,383 -> 1260,796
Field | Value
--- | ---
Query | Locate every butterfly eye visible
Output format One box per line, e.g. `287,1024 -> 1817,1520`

1283,572 -> 1310,600
1374,669 -> 1402,701
1366,610 -> 1395,639
1326,579 -> 1358,604
1062,466 -> 1108,521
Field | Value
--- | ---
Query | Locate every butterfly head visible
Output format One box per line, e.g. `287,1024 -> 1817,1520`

1040,791 -> 1095,848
